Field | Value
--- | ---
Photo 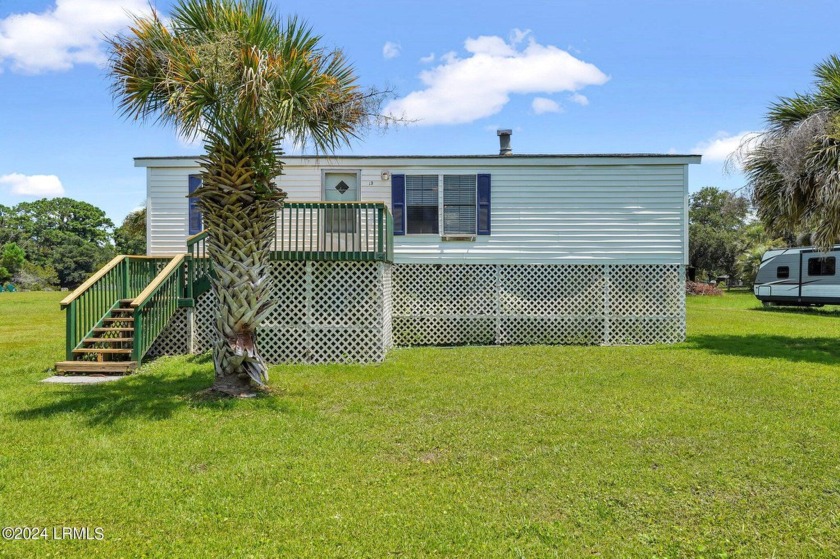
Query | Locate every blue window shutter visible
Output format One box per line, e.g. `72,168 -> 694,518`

188,175 -> 203,235
391,174 -> 406,235
477,173 -> 491,235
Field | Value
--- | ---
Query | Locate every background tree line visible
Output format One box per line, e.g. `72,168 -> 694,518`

688,186 -> 797,286
0,198 -> 145,290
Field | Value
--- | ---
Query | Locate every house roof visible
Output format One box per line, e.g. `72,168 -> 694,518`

137,153 -> 699,160
135,153 -> 702,167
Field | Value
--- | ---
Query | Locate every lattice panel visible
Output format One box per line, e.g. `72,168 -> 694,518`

392,263 -> 685,347
310,262 -> 381,327
500,264 -> 604,316
260,261 -> 307,328
392,264 -> 496,316
188,261 -> 390,364
150,262 -> 684,362
606,264 -> 685,345
608,264 -> 683,317
391,264 -> 496,346
147,307 -> 189,358
499,317 -> 604,345
194,289 -> 217,354
393,317 -> 495,346
311,327 -> 387,363
382,265 -> 393,351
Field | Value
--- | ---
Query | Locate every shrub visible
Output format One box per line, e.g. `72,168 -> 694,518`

13,261 -> 59,291
686,281 -> 723,296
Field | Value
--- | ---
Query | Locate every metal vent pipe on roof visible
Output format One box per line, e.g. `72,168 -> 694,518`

497,129 -> 512,156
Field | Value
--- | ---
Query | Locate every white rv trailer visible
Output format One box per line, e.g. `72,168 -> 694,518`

754,246 -> 840,306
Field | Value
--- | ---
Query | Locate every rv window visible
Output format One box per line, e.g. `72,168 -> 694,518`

807,257 -> 836,276
776,266 -> 789,279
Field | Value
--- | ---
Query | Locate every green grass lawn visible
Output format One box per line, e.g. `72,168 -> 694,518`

1,291 -> 839,557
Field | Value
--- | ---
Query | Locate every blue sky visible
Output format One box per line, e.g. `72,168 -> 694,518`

0,0 -> 838,223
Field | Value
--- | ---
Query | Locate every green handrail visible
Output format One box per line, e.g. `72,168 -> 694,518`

272,201 -> 393,262
188,202 -> 394,266
59,255 -> 171,360
130,254 -> 187,362
186,230 -> 211,299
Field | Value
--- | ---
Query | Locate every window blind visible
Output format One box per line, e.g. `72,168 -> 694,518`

443,175 -> 476,235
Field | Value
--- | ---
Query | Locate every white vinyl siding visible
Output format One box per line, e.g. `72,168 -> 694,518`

394,165 -> 687,264
146,165 -> 193,255
138,155 -> 696,264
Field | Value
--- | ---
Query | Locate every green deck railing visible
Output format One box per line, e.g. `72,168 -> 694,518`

130,254 -> 187,362
186,230 -> 211,299
275,202 -> 393,262
186,201 -> 393,272
59,256 -> 171,359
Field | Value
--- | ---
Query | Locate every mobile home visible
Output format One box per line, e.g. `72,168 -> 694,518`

57,133 -> 701,372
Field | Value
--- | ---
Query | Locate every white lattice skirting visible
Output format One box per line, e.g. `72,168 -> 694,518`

150,262 -> 684,363
150,261 -> 392,363
391,264 -> 685,346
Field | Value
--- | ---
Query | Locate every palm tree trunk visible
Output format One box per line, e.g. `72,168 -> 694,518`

197,140 -> 285,396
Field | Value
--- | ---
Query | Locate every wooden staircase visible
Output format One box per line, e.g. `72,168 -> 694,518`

55,299 -> 138,375
57,249 -> 207,377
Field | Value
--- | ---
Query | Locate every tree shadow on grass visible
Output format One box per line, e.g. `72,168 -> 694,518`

752,306 -> 840,318
14,354 -> 285,427
682,334 -> 840,366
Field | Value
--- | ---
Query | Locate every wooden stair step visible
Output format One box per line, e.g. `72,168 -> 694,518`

111,309 -> 134,314
73,348 -> 132,355
103,317 -> 134,323
118,299 -> 135,303
55,361 -> 138,374
82,337 -> 134,344
92,327 -> 134,333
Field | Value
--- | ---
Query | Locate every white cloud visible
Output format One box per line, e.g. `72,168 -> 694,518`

419,53 -> 435,64
692,131 -> 759,162
464,35 -> 516,57
384,31 -> 608,125
0,0 -> 149,74
509,28 -> 530,45
439,51 -> 458,65
382,41 -> 401,60
569,92 -> 589,106
532,97 -> 562,114
0,173 -> 64,197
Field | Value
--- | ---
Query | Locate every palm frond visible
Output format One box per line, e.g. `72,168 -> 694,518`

744,55 -> 840,252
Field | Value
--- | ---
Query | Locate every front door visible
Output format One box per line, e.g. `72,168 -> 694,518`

323,171 -> 361,250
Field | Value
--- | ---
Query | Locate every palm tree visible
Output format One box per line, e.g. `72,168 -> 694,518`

109,0 -> 374,395
740,55 -> 840,252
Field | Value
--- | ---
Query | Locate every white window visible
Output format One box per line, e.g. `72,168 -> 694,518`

405,175 -> 439,234
403,174 -> 477,235
443,175 -> 477,235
